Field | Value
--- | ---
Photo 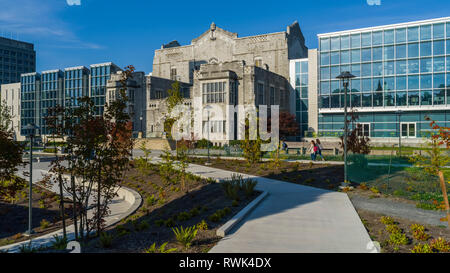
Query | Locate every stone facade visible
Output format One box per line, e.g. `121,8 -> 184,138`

0,82 -> 24,141
147,22 -> 308,144
152,22 -> 308,84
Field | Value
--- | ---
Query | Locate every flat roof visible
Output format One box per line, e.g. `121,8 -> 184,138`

318,16 -> 450,37
64,66 -> 88,71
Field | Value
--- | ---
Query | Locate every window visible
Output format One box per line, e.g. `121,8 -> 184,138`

320,38 -> 330,51
420,25 -> 431,41
401,123 -> 416,138
408,27 -> 419,42
170,68 -> 177,81
356,123 -> 370,137
257,83 -> 264,105
270,86 -> 275,105
408,43 -> 419,58
255,58 -> 263,67
395,28 -> 406,43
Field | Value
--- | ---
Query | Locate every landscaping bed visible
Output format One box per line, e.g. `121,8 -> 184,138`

187,157 -> 344,191
80,161 -> 261,253
0,185 -> 74,247
357,208 -> 450,253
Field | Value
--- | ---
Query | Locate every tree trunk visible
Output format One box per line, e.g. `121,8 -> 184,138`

58,173 -> 67,238
97,166 -> 101,235
71,174 -> 78,240
438,171 -> 450,229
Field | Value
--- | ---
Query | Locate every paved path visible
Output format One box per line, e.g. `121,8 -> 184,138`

182,163 -> 374,253
0,162 -> 141,253
349,194 -> 447,227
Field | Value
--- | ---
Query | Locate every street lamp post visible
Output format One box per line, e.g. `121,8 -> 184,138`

336,71 -> 355,185
23,123 -> 39,236
140,116 -> 143,138
396,110 -> 403,157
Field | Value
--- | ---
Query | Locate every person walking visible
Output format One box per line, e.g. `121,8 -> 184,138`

315,139 -> 325,161
309,140 -> 316,161
282,141 -> 288,154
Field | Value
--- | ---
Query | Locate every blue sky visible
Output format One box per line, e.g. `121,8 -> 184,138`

1,0 -> 449,73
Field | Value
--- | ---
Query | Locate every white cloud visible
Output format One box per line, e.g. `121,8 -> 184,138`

0,0 -> 101,50
66,0 -> 81,6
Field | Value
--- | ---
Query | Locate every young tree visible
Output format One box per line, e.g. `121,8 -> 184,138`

269,111 -> 300,139
241,116 -> 262,164
411,117 -> 450,229
163,81 -> 184,140
0,100 -> 26,203
339,111 -> 371,155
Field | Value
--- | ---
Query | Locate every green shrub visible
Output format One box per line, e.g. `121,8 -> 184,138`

164,218 -> 176,228
410,224 -> 430,241
51,235 -> 68,250
40,219 -> 50,229
99,232 -> 113,248
135,220 -> 150,231
19,241 -> 36,253
430,237 -> 450,252
177,212 -> 191,222
146,195 -> 157,207
389,232 -> 409,246
196,220 -> 208,231
385,224 -> 401,234
241,179 -> 258,198
232,200 -> 239,207
154,219 -> 165,227
221,180 -> 240,200
172,226 -> 198,249
380,216 -> 395,225
208,213 -> 221,222
145,242 -> 177,253
411,243 -> 434,253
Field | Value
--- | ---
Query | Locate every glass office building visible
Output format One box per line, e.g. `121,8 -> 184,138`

20,72 -> 40,135
64,66 -> 90,109
40,70 -> 64,135
293,59 -> 309,138
0,36 -> 35,85
90,62 -> 121,116
317,17 -> 450,139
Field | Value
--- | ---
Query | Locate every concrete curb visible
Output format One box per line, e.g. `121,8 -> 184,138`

216,191 -> 269,237
0,185 -> 142,253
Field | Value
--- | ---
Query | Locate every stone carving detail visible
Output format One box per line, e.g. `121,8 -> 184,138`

210,22 -> 216,40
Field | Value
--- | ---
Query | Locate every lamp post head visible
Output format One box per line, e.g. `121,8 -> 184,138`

23,123 -> 40,137
336,71 -> 356,80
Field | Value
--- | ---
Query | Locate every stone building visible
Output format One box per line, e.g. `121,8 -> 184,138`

147,21 -> 309,143
0,82 -> 24,141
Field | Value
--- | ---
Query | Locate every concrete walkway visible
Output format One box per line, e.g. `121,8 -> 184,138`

0,162 -> 142,253
182,163 -> 374,253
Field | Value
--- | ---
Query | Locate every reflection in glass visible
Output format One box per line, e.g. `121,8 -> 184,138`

362,93 -> 372,107
373,92 -> 383,107
320,95 -> 330,108
373,62 -> 383,76
384,46 -> 394,60
331,80 -> 340,94
321,67 -> 330,79
351,49 -> 360,63
331,37 -> 340,51
351,34 -> 361,48
362,33 -> 371,47
362,48 -> 371,62
434,73 -> 445,89
420,74 -> 432,89
396,92 -> 407,106
320,38 -> 330,51
384,61 -> 395,75
420,42 -> 432,56
433,40 -> 445,55
351,79 -> 361,92
408,75 -> 419,90
433,23 -> 445,39
408,59 -> 419,74
351,94 -> 361,107
320,81 -> 330,94
385,92 -> 395,106
341,35 -> 350,49
341,50 -> 350,64
421,90 -> 432,105
396,44 -> 406,59
351,64 -> 361,77
395,28 -> 406,43
384,30 -> 394,44
433,90 -> 445,105
420,58 -> 432,73
331,95 -> 340,108
396,60 -> 407,74
362,63 -> 372,77
408,43 -> 419,58
433,57 -> 445,72
396,76 -> 407,90
330,52 -> 339,65
362,79 -> 372,92
384,77 -> 395,91
408,27 -> 419,42
373,47 -> 382,61
373,31 -> 382,45
321,53 -> 330,65
374,77 -> 383,91
420,25 -> 431,40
